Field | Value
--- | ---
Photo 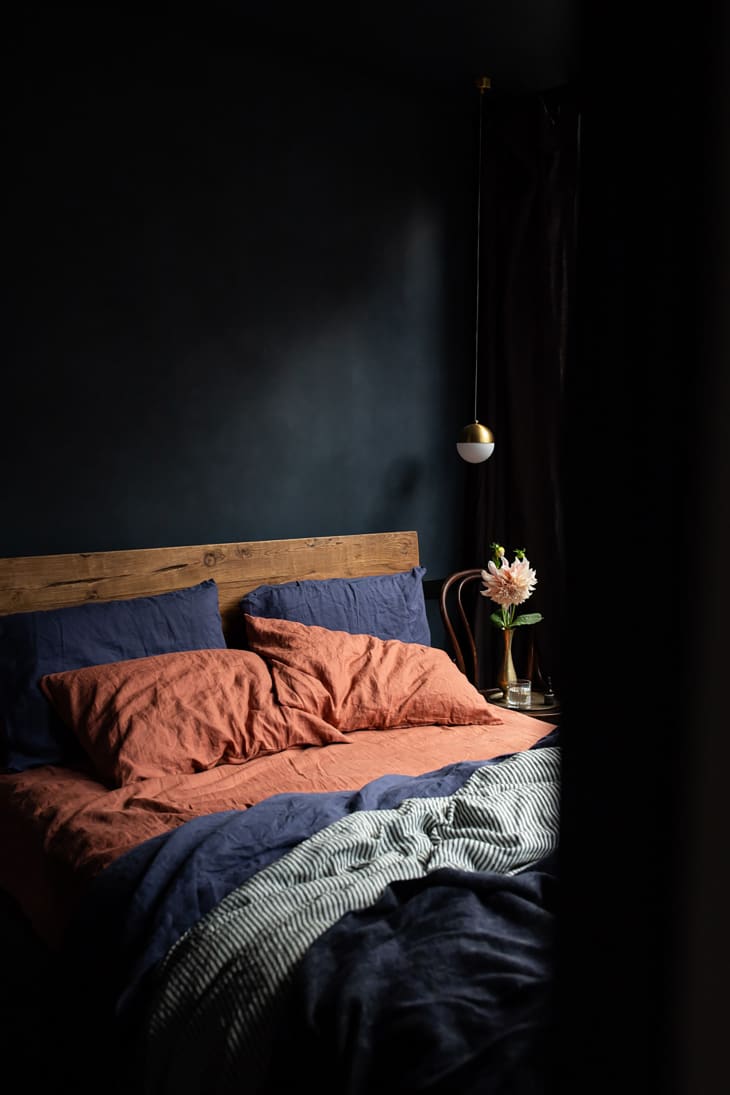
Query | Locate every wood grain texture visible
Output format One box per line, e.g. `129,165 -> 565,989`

0,531 -> 421,645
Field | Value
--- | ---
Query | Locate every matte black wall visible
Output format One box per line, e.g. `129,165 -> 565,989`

4,10 -> 481,642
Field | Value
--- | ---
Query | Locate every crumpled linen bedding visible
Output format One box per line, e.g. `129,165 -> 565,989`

0,710 -> 551,947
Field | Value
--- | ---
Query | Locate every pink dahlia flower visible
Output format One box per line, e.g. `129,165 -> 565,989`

480,555 -> 538,608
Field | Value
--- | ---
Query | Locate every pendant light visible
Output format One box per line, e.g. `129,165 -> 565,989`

457,76 -> 495,464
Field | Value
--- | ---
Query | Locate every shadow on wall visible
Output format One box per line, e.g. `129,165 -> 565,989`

366,458 -> 425,532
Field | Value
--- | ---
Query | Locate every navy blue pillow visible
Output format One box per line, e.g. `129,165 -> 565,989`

0,580 -> 227,773
240,567 -> 431,647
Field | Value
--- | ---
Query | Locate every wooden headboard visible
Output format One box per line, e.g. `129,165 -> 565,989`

0,531 -> 421,646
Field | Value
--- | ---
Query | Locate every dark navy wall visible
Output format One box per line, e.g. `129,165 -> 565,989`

4,11 -> 486,641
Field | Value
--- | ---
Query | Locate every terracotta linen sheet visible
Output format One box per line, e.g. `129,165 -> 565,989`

0,709 -> 554,948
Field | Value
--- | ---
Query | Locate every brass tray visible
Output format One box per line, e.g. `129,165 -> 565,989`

482,687 -> 560,717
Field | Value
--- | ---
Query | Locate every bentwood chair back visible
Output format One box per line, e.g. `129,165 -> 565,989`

439,569 -> 484,687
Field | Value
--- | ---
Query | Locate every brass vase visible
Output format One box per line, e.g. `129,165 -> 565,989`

497,627 -> 517,698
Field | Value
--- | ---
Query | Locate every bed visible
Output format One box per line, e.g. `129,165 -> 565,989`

0,530 -> 559,1094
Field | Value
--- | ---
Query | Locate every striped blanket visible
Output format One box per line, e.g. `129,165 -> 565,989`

140,745 -> 560,1095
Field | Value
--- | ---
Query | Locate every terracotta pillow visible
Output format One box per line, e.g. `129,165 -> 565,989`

243,614 -> 503,732
40,648 -> 348,786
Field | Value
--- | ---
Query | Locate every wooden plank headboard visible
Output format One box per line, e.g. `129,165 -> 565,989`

0,530 -> 421,646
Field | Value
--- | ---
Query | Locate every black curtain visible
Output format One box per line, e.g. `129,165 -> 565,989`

461,85 -> 581,696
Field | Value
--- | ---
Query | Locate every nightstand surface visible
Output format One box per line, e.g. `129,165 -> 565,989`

481,688 -> 561,722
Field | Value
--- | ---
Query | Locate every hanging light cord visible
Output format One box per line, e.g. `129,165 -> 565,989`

472,78 -> 489,423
